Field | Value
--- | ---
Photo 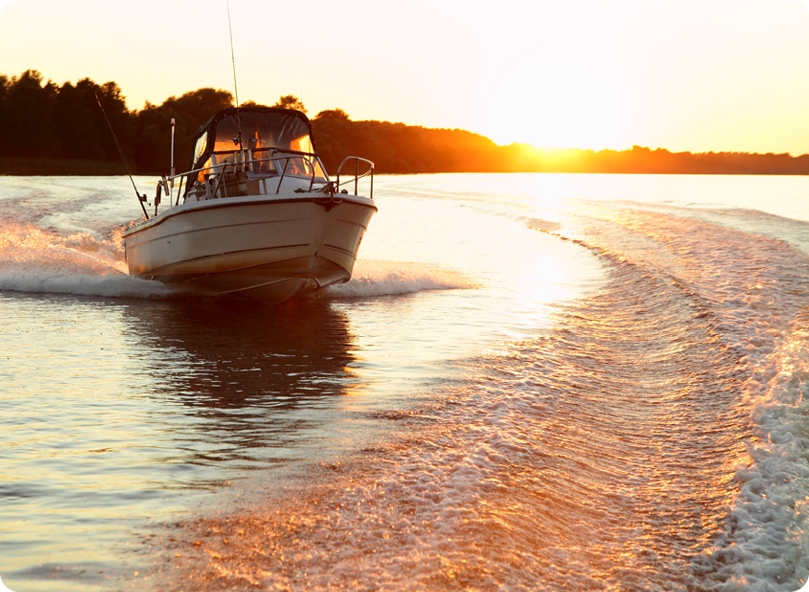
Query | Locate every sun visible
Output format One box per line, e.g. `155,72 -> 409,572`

471,42 -> 635,150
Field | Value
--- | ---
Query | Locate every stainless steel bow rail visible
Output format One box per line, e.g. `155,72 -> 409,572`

336,156 -> 374,198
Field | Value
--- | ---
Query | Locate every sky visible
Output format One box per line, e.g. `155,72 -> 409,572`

0,0 -> 808,155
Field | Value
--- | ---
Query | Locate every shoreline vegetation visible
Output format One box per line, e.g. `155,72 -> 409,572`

2,70 -> 808,177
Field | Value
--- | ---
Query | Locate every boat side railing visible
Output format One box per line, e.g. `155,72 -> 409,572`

336,157 -> 374,200
153,150 -> 326,213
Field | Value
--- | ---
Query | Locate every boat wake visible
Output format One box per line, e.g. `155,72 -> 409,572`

563,202 -> 809,590
145,202 -> 809,592
0,218 -> 473,302
320,259 -> 477,299
0,219 -> 174,299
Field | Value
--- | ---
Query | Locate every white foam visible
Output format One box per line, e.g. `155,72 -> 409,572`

320,259 -> 477,299
0,265 -> 177,299
0,221 -> 176,299
697,317 -> 809,592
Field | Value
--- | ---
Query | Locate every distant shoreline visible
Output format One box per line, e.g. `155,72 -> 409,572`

1,157 -> 807,177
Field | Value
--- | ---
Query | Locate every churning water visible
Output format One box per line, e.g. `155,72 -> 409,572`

2,173 -> 809,591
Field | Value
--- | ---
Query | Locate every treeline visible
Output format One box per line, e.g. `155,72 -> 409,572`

504,144 -> 809,176
312,120 -> 809,176
0,70 -> 233,175
312,112 -> 809,175
1,69 -> 809,176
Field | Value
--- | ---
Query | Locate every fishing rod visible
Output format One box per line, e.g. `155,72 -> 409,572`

95,93 -> 149,220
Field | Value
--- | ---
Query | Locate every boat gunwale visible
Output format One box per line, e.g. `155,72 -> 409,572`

122,193 -> 377,238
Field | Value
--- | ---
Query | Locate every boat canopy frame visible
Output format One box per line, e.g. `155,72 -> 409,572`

184,107 -> 325,197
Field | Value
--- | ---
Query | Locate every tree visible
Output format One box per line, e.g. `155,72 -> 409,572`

0,74 -> 8,155
1,70 -> 59,158
271,94 -> 307,114
315,108 -> 350,121
52,78 -> 134,163
94,80 -> 133,163
54,81 -> 102,160
238,100 -> 270,108
132,87 -> 233,173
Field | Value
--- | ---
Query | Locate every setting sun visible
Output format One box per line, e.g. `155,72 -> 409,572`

1,0 -> 809,154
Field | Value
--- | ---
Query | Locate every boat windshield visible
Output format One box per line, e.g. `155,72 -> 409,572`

188,107 -> 327,187
209,110 -> 315,155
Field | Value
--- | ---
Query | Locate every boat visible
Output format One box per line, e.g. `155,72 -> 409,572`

122,106 -> 377,304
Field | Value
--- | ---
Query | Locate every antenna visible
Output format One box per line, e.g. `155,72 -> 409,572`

227,0 -> 239,108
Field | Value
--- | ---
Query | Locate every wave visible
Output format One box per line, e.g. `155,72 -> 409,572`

568,203 -> 809,591
319,259 -> 478,299
0,266 -> 179,300
697,309 -> 809,591
0,220 -> 178,299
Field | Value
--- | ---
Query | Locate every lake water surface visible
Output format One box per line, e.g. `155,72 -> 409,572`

2,173 -> 809,591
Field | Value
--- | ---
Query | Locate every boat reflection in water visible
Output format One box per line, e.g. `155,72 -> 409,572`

119,296 -> 368,477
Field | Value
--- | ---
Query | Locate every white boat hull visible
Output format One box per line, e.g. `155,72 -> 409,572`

123,193 -> 376,304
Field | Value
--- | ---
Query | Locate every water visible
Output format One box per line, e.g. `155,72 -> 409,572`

2,173 -> 809,591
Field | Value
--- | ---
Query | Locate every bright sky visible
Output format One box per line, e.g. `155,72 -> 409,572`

1,0 -> 808,155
